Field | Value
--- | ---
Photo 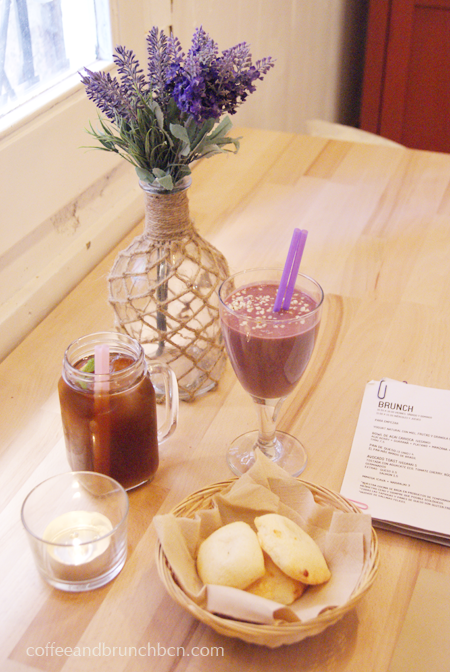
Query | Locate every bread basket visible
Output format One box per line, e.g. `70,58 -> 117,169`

155,477 -> 379,647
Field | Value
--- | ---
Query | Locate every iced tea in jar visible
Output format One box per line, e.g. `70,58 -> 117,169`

58,332 -> 178,490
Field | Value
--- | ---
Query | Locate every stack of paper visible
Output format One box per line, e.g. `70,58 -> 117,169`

340,379 -> 450,546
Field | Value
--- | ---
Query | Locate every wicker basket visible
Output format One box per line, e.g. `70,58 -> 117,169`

155,478 -> 379,647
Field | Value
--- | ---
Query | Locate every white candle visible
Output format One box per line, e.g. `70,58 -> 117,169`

43,511 -> 113,582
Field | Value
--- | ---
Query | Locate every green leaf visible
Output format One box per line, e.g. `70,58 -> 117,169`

154,174 -> 174,190
135,166 -> 154,182
208,115 -> 233,140
169,123 -> 191,155
187,117 -> 215,145
169,123 -> 190,144
151,100 -> 165,129
215,135 -> 240,150
196,143 -> 224,158
81,357 -> 95,373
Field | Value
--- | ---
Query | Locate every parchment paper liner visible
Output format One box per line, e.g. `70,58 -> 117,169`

153,452 -> 373,625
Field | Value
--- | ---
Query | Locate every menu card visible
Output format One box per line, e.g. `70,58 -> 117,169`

340,379 -> 450,545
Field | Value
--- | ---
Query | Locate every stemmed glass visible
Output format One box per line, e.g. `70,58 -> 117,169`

218,268 -> 324,476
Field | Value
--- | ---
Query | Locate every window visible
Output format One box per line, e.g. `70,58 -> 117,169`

0,0 -> 111,127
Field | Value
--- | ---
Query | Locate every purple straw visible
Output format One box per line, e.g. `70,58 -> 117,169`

283,229 -> 308,309
273,228 -> 308,312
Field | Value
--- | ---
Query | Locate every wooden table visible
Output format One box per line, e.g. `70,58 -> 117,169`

2,127 -> 450,671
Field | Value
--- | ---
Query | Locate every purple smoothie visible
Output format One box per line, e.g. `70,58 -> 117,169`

221,281 -> 321,399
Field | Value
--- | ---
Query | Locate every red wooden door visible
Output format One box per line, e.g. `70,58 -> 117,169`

360,0 -> 450,152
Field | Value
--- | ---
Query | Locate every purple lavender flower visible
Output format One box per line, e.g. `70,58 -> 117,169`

80,68 -> 136,122
82,26 -> 273,124
114,46 -> 147,103
146,27 -> 183,109
166,27 -> 274,123
80,26 -> 274,189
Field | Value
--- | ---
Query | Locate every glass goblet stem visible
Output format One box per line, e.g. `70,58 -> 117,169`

252,396 -> 285,459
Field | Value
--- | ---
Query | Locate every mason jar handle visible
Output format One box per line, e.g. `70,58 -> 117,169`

147,362 -> 178,442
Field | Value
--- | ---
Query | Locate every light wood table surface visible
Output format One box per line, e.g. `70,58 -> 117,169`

2,127 -> 450,671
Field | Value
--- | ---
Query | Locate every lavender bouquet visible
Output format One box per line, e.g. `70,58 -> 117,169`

81,26 -> 274,191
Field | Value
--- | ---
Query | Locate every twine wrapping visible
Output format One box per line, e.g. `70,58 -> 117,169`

142,189 -> 194,241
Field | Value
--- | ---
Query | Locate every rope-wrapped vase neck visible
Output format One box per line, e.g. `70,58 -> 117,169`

140,177 -> 194,241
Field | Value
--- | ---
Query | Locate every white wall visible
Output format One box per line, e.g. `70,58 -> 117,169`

172,0 -> 369,133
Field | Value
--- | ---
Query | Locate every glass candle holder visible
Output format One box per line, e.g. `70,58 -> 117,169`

21,472 -> 129,592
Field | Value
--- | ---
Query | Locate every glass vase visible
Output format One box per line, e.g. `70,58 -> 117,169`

107,177 -> 229,402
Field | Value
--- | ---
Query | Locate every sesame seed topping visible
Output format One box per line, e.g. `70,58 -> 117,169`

224,281 -> 318,337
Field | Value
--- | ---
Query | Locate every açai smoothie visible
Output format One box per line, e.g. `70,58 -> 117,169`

220,281 -> 321,399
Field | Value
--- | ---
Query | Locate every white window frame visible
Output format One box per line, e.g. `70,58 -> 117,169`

0,0 -> 172,360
